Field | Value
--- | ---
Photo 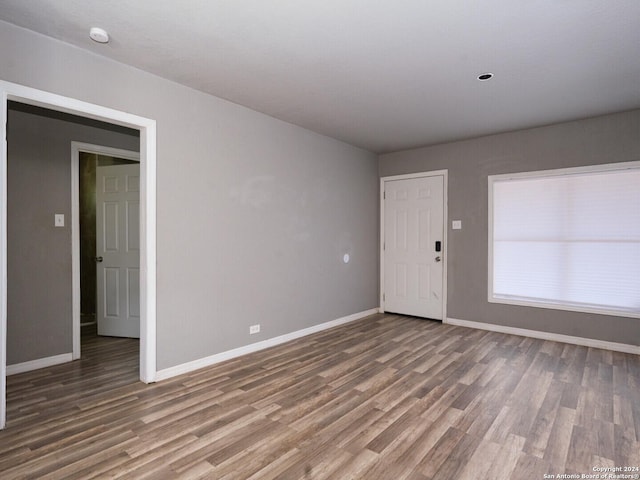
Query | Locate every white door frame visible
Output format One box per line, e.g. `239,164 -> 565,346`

0,80 -> 157,429
380,170 -> 448,319
71,143 -> 141,359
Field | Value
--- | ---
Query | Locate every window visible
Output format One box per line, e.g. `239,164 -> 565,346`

488,162 -> 640,318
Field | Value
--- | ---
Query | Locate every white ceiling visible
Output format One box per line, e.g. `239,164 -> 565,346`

1,0 -> 639,153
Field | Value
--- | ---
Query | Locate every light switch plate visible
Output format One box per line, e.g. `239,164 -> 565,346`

54,214 -> 65,227
452,220 -> 462,230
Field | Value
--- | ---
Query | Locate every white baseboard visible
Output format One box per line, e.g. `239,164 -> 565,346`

445,317 -> 640,355
156,308 -> 380,381
7,353 -> 74,376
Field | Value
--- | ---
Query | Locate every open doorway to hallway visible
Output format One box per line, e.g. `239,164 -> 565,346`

78,150 -> 140,340
4,102 -> 141,425
0,80 -> 157,429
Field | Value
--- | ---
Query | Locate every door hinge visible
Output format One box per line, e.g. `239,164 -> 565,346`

383,191 -> 386,199
383,293 -> 385,301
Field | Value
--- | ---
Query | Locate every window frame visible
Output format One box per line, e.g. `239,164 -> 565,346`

488,161 -> 640,319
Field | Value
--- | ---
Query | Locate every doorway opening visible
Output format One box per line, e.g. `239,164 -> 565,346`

80,152 -> 139,327
0,80 -> 157,429
73,143 -> 141,360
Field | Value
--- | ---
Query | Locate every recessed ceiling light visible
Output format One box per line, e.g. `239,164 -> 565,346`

89,27 -> 109,44
478,73 -> 493,81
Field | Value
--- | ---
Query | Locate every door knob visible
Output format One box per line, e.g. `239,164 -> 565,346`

95,256 -> 103,263
435,256 -> 441,262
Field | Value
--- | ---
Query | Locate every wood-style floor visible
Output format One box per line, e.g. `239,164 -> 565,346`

1,314 -> 639,479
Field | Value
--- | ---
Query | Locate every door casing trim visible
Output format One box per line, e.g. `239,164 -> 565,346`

0,80 -> 157,430
380,170 -> 448,320
71,142 -> 141,360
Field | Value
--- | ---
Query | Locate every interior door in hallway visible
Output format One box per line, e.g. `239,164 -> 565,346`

383,175 -> 444,319
96,164 -> 140,338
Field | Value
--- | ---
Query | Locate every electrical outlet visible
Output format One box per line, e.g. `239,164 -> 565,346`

249,324 -> 260,335
55,214 -> 65,227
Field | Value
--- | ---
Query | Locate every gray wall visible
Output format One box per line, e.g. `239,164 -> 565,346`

380,109 -> 640,346
7,105 -> 139,365
0,21 -> 379,370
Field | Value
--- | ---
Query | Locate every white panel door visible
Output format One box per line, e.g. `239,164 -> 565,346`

96,164 -> 140,338
383,175 -> 444,319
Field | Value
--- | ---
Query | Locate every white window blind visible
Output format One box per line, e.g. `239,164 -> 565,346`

489,163 -> 640,317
